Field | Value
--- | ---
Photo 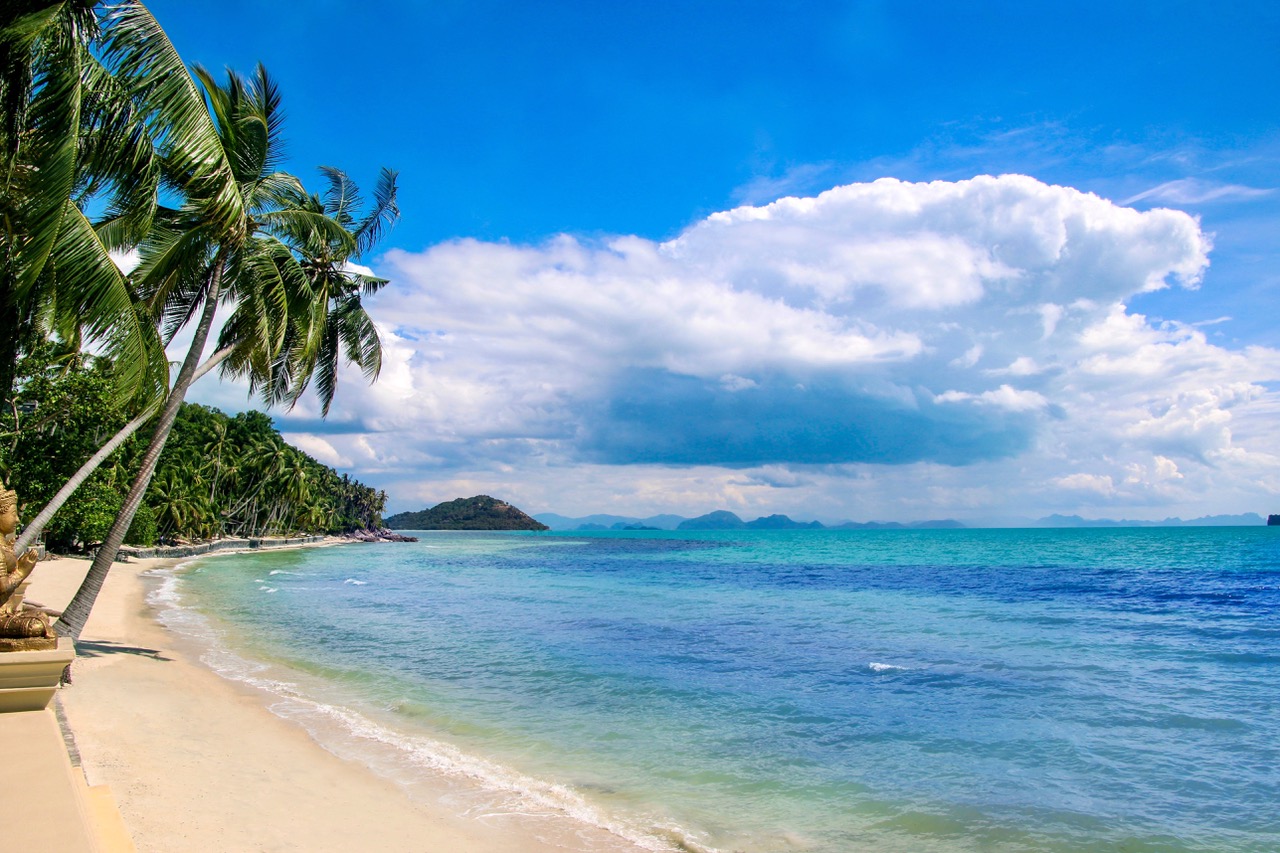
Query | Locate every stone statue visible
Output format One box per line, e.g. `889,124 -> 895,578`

0,488 -> 56,650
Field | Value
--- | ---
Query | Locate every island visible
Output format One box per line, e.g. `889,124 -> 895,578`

384,496 -> 550,531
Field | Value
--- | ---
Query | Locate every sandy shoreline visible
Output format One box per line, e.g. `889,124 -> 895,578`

26,545 -> 648,853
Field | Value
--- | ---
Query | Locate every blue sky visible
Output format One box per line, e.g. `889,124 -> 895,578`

152,1 -> 1280,522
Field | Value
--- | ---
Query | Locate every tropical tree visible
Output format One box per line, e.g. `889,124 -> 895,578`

54,59 -> 294,637
56,60 -> 392,639
202,419 -> 228,504
260,165 -> 399,415
148,467 -> 198,536
2,0 -> 243,551
14,348 -> 225,553
1,1 -> 173,408
3,3 -> 397,576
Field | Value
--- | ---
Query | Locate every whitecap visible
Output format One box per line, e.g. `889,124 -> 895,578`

344,578 -> 367,586
868,662 -> 907,672
258,586 -> 278,594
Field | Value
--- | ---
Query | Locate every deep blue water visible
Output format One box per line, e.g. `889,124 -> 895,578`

171,528 -> 1280,852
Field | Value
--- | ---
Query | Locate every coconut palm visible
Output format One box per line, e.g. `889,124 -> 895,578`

0,1 -> 168,407
55,61 -> 357,639
5,0 -> 251,552
149,468 -> 197,536
260,166 -> 399,416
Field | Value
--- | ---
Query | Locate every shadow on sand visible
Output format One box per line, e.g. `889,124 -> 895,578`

72,639 -> 172,662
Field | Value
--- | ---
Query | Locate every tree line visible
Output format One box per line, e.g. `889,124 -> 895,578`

1,2 -> 398,639
2,344 -> 386,551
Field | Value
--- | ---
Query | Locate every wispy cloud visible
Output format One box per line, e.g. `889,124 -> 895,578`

1123,178 -> 1274,207
732,162 -> 838,206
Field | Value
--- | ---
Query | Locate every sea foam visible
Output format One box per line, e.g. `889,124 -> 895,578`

868,662 -> 907,672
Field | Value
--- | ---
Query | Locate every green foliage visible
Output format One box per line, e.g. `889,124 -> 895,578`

145,402 -> 385,540
0,0 -> 169,410
125,501 -> 157,546
1,350 -> 382,550
45,478 -> 122,547
2,4 -> 395,560
0,343 -> 145,550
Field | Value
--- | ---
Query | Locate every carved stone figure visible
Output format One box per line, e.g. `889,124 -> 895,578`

0,488 -> 56,650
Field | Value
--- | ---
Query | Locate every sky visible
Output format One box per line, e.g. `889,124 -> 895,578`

148,0 -> 1280,523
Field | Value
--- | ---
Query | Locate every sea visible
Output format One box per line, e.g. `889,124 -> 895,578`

153,527 -> 1280,852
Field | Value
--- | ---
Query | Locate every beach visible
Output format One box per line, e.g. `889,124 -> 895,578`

22,529 -> 1278,853
26,547 -> 646,853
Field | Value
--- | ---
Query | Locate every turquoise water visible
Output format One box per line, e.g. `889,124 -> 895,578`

168,528 -> 1280,852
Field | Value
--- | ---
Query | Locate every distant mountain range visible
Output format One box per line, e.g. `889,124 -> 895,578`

534,510 -> 965,531
533,510 -> 1271,532
1026,513 -> 1267,528
384,502 -> 1271,533
534,513 -> 688,531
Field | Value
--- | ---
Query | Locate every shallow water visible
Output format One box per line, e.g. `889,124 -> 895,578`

167,528 -> 1280,852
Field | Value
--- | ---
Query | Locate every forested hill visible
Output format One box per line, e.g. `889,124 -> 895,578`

385,496 -> 549,530
150,404 -> 386,542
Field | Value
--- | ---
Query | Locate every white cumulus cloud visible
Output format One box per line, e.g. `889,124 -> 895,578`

225,174 -> 1280,521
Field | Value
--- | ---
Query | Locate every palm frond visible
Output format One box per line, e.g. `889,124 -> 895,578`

41,200 -> 163,401
77,49 -> 160,245
352,167 -> 399,257
258,207 -> 357,255
12,5 -> 81,291
249,63 -> 286,174
0,4 -> 60,160
318,165 -> 358,227
335,295 -> 383,380
133,221 -> 214,314
101,3 -> 242,236
250,170 -> 306,214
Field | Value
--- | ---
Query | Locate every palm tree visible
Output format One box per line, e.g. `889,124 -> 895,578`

14,349 -> 226,553
202,419 -> 228,501
298,503 -> 331,534
261,166 -> 399,416
1,1 -> 167,407
149,468 -> 196,536
55,62 -> 355,639
4,0 -> 250,552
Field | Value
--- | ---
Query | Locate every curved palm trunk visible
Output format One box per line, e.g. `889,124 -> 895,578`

56,264 -> 224,640
14,343 -> 235,554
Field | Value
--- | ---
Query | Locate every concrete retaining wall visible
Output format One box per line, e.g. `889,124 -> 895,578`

117,535 -> 326,561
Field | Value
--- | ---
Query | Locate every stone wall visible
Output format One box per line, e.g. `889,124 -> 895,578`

117,535 -> 327,561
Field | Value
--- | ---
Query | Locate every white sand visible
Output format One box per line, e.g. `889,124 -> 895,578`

25,550 -> 648,853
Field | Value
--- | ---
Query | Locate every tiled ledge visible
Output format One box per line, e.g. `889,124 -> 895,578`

1,641 -> 135,852
2,708 -> 134,851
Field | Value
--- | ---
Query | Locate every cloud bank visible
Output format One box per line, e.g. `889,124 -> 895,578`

271,175 -> 1280,520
